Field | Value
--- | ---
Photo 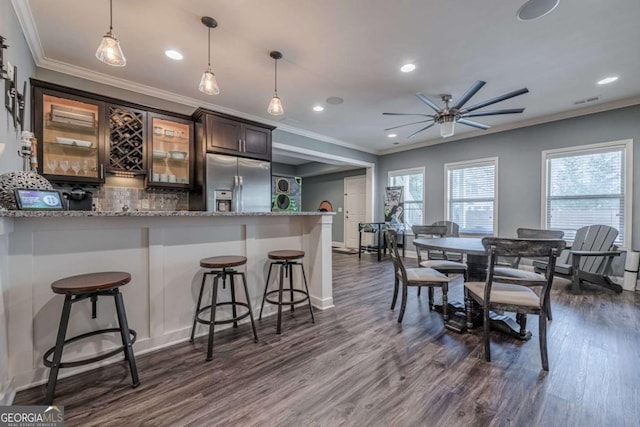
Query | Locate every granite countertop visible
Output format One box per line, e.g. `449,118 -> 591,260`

0,210 -> 335,218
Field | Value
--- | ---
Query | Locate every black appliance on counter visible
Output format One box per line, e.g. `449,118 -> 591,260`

63,188 -> 93,211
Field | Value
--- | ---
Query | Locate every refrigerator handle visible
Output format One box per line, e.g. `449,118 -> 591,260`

239,175 -> 244,211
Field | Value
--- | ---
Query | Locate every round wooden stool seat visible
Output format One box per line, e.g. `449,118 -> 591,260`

200,255 -> 247,269
51,272 -> 131,295
268,250 -> 305,261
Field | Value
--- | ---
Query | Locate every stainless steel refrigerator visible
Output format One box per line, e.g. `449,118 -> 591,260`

205,153 -> 271,212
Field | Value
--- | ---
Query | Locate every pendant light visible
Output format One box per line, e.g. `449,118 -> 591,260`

199,16 -> 220,95
267,51 -> 284,116
95,0 -> 126,67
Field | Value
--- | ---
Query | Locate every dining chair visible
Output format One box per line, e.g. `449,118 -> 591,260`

464,237 -> 565,371
430,220 -> 463,262
498,227 -> 565,269
492,228 -> 565,321
386,229 -> 454,323
412,225 -> 468,282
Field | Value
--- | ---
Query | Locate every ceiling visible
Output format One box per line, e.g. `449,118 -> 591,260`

18,0 -> 640,154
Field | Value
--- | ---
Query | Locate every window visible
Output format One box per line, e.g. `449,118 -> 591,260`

542,140 -> 632,246
388,167 -> 424,230
445,158 -> 498,235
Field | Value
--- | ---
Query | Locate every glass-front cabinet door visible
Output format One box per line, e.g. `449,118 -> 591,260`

147,113 -> 192,188
35,88 -> 105,184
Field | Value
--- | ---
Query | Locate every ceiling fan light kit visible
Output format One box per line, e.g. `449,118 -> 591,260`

95,0 -> 126,67
383,80 -> 529,139
199,16 -> 220,95
267,51 -> 284,116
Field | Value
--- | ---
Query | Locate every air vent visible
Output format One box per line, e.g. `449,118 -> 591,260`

573,96 -> 600,106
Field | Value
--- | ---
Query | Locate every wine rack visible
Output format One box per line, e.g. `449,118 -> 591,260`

108,105 -> 145,174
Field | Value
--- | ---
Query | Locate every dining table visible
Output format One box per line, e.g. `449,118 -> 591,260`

413,236 -> 532,340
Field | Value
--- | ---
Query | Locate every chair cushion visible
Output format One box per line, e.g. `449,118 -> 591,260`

402,268 -> 451,284
419,260 -> 467,271
493,267 -> 545,282
533,260 -> 572,275
465,281 -> 541,308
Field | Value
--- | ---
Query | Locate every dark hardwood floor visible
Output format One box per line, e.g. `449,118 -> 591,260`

15,253 -> 640,426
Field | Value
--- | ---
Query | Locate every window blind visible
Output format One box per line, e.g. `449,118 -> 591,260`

447,162 -> 496,235
546,147 -> 625,245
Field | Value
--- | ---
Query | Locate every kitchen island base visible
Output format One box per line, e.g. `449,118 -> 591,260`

0,212 -> 333,391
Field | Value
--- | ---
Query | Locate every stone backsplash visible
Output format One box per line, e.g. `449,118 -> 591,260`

93,186 -> 189,211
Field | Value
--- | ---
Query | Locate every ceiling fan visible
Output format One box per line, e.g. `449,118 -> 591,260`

383,81 -> 529,138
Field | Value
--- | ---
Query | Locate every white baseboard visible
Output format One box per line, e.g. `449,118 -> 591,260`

0,377 -> 15,405
331,241 -> 345,247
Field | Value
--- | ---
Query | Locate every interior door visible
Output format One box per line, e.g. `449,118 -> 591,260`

344,175 -> 367,248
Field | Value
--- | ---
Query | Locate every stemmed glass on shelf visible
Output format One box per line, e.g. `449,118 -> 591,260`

59,160 -> 70,175
46,158 -> 58,174
71,161 -> 81,175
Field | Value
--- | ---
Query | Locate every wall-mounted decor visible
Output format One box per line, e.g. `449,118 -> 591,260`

384,186 -> 404,229
271,175 -> 301,211
0,35 -> 27,131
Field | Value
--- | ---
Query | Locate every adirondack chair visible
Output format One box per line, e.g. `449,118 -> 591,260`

532,224 -> 622,293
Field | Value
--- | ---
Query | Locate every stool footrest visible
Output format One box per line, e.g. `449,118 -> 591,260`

196,301 -> 253,325
265,288 -> 310,306
43,328 -> 137,369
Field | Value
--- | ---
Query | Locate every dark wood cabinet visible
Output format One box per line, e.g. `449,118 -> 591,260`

32,80 -> 194,189
195,109 -> 274,161
146,113 -> 194,189
205,114 -> 243,154
107,104 -> 146,175
33,84 -> 106,185
243,124 -> 271,158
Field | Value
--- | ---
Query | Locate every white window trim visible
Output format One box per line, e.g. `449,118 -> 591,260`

444,157 -> 499,236
540,139 -> 633,248
388,166 -> 426,233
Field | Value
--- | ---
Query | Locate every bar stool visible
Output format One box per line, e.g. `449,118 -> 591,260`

44,272 -> 139,404
190,255 -> 258,361
259,250 -> 315,334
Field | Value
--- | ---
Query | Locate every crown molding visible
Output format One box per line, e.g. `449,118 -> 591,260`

11,0 -> 377,155
378,95 -> 640,155
11,0 -> 44,63
272,142 -> 375,168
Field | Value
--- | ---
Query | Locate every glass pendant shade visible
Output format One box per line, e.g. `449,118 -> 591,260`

268,94 -> 284,116
95,32 -> 126,67
199,68 -> 220,95
440,119 -> 455,138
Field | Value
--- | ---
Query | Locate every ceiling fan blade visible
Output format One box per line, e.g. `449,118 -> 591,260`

457,119 -> 490,130
452,80 -> 486,110
462,108 -> 525,118
382,112 -> 432,117
407,122 -> 436,138
415,93 -> 441,113
384,119 -> 434,131
464,88 -> 529,113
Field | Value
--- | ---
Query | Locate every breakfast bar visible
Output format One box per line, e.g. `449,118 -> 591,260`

0,211 -> 333,390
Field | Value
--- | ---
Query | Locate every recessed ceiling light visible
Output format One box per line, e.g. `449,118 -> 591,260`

400,63 -> 416,73
387,133 -> 397,138
165,50 -> 183,60
393,142 -> 400,145
597,76 -> 618,85
326,96 -> 344,105
517,0 -> 559,21
313,106 -> 324,112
